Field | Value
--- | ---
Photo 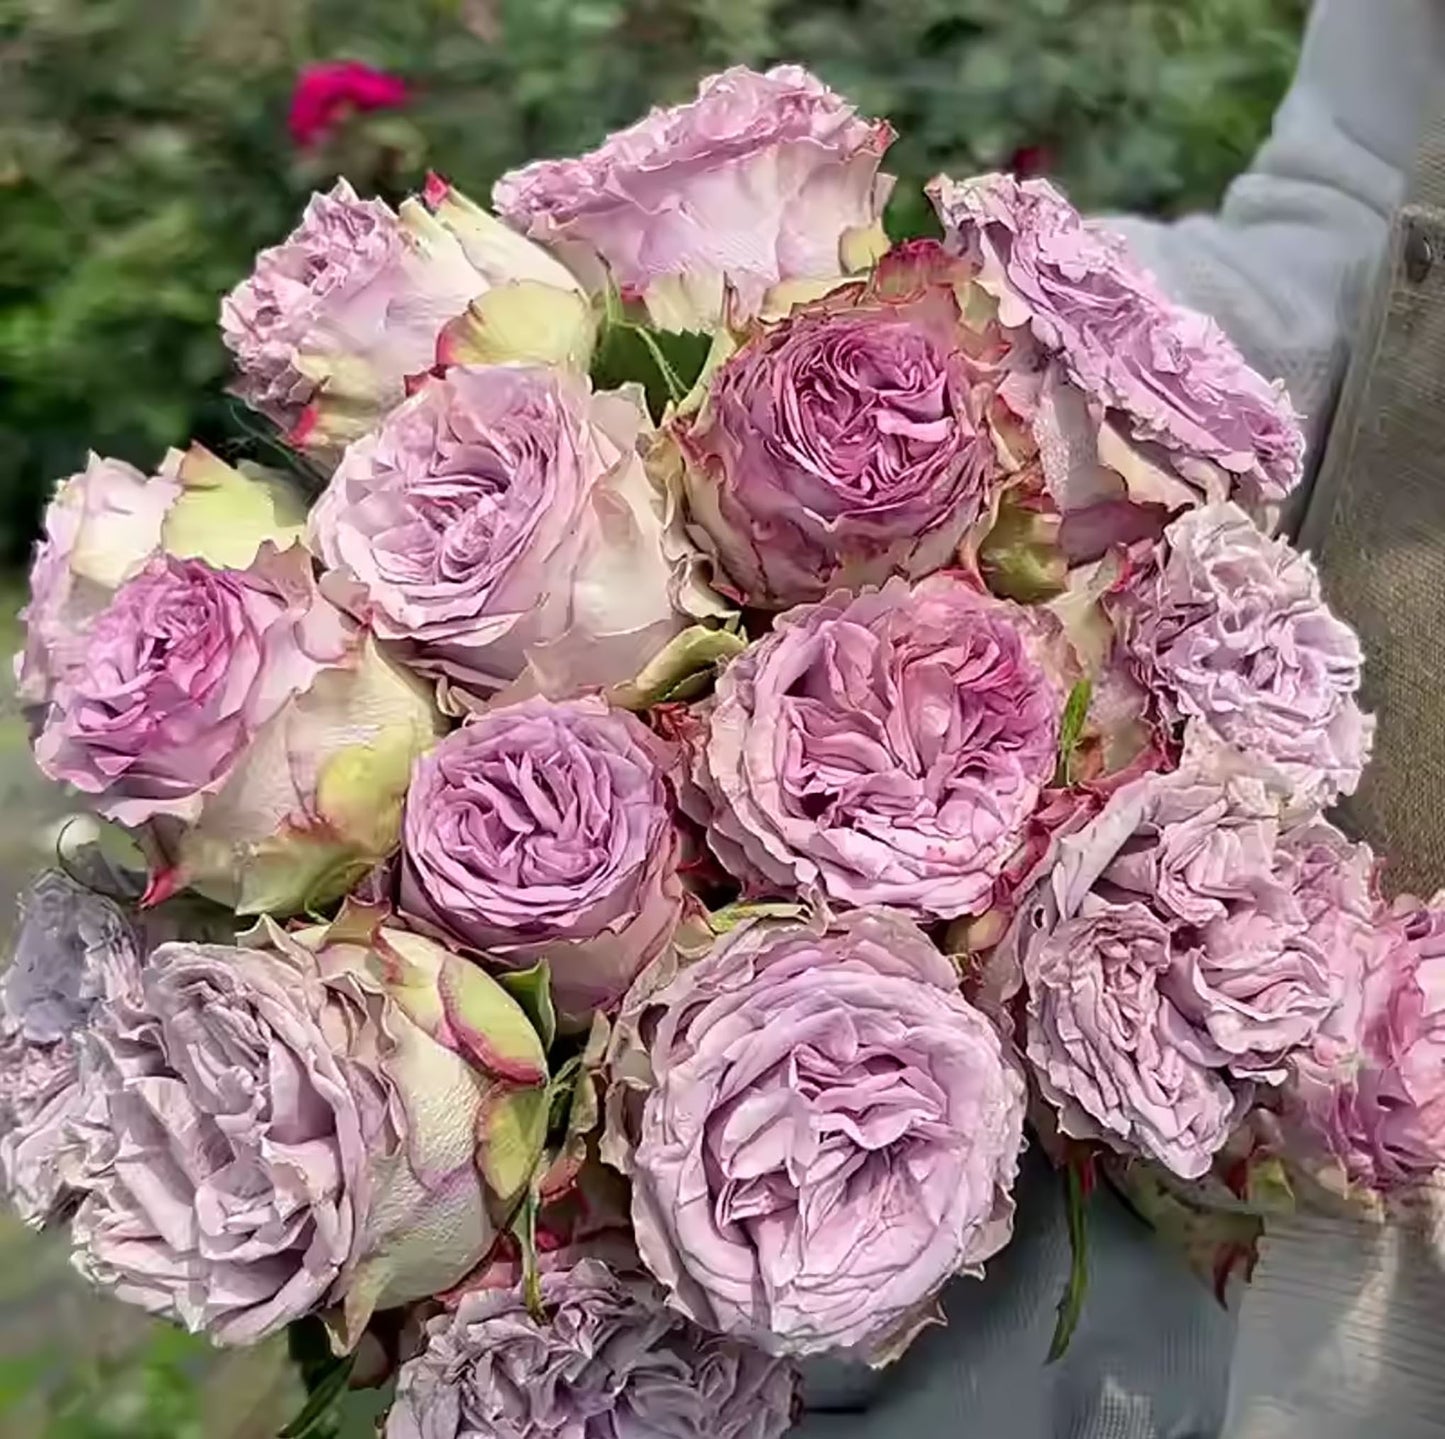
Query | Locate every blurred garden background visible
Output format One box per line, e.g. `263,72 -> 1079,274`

0,0 -> 1305,1432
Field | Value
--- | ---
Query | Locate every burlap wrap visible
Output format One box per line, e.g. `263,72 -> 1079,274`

1298,94 -> 1445,897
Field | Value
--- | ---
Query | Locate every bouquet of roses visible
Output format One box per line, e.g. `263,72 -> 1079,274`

5,63 -> 1442,1438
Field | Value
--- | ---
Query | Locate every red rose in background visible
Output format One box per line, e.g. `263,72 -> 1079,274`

1006,143 -> 1055,179
288,61 -> 409,149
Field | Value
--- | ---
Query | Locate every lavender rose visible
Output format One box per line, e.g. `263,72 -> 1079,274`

221,179 -> 590,458
668,240 -> 999,609
15,446 -> 304,707
34,546 -> 344,824
69,913 -> 549,1346
1115,503 -> 1372,805
929,173 -> 1303,510
494,65 -> 894,329
690,575 -> 1068,919
0,873 -> 142,1226
385,1259 -> 797,1439
1004,762 -> 1340,1179
400,697 -> 684,1022
310,365 -> 682,698
606,909 -> 1025,1358
1289,887 -> 1445,1191
1280,821 -> 1384,1070
34,543 -> 444,915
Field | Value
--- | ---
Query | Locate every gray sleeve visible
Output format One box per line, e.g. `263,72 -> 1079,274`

793,1153 -> 1235,1439
1224,1204 -> 1445,1439
1108,0 -> 1445,463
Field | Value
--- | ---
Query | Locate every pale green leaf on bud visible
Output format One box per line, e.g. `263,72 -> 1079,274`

158,443 -> 307,569
437,281 -> 595,374
608,623 -> 747,710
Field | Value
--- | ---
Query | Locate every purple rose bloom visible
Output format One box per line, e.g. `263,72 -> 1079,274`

929,173 -> 1303,509
68,923 -> 549,1346
1289,887 -> 1445,1191
689,575 -> 1067,919
28,538 -> 442,916
671,240 -> 999,609
494,65 -> 894,329
33,545 -> 347,827
0,872 -> 142,1226
608,909 -> 1026,1357
14,445 -> 306,710
1004,762 -> 1339,1178
1115,503 -> 1372,805
310,365 -> 681,698
69,940 -> 374,1342
221,179 -> 585,457
1280,821 -> 1384,1074
15,455 -> 178,706
385,1259 -> 798,1439
400,697 -> 685,1022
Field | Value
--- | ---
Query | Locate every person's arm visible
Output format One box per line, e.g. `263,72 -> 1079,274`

1110,0 -> 1445,464
1226,1194 -> 1445,1439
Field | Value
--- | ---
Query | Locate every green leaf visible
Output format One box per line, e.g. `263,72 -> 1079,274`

590,323 -> 671,420
707,901 -> 804,935
1047,1161 -> 1091,1363
280,1320 -> 355,1439
977,500 -> 1068,603
1052,678 -> 1093,788
588,284 -> 711,421
498,961 -> 559,1052
632,325 -> 688,404
610,625 -> 748,709
640,326 -> 711,398
516,1187 -> 545,1322
539,1052 -> 587,1141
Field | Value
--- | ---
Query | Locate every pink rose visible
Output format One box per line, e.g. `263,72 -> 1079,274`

386,1260 -> 798,1439
606,909 -> 1026,1357
494,65 -> 894,329
310,365 -> 682,698
32,544 -> 443,915
1114,503 -> 1372,806
1003,763 -> 1346,1179
688,575 -> 1069,919
0,872 -> 143,1226
288,60 -> 409,149
15,446 -> 303,707
221,180 -> 589,457
68,918 -> 549,1346
669,240 -> 1000,609
16,455 -> 177,706
1288,878 -> 1445,1192
1351,902 -> 1445,1185
33,546 -> 344,826
399,696 -> 684,1022
930,172 -> 1304,512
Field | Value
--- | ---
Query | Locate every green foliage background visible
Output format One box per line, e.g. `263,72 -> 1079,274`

0,0 -> 1307,567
